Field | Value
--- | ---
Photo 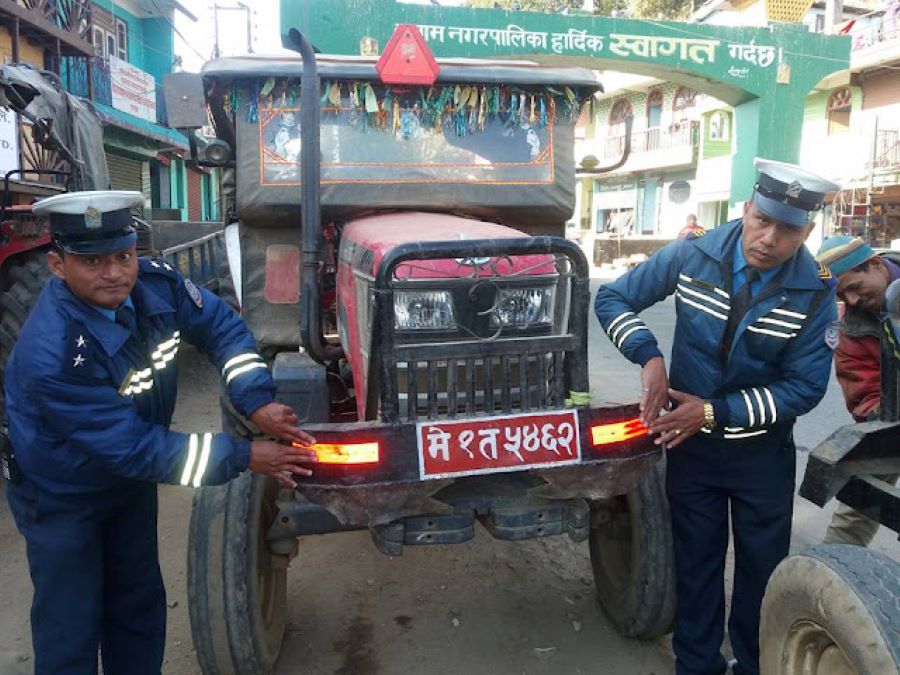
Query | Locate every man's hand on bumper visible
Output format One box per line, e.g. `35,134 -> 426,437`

650,389 -> 705,449
249,440 -> 318,489
249,402 -> 316,446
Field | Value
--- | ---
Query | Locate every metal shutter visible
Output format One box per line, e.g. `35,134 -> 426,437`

106,152 -> 143,192
187,167 -> 202,221
862,70 -> 900,110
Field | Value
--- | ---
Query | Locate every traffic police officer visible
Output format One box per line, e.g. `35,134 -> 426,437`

3,190 -> 318,674
595,159 -> 840,675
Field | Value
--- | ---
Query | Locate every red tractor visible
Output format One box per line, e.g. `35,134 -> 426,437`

166,27 -> 665,674
0,63 -> 112,413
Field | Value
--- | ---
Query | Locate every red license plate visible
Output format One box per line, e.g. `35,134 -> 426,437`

416,410 -> 581,480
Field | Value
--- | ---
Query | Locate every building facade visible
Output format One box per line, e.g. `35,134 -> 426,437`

0,0 -> 219,222
801,3 -> 900,248
571,75 -> 734,263
575,0 -> 897,265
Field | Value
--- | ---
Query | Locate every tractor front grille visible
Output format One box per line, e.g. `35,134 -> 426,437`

397,352 -> 567,422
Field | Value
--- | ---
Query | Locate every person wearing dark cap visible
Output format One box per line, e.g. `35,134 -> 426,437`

815,235 -> 900,546
595,158 -> 841,675
3,190 -> 318,674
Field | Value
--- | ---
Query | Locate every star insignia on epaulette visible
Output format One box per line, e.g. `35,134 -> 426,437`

73,354 -> 86,367
76,334 -> 86,348
150,260 -> 160,268
817,262 -> 832,280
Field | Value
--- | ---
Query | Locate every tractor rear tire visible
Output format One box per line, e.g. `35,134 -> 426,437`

759,544 -> 900,675
187,472 -> 292,674
0,250 -> 50,416
588,460 -> 676,639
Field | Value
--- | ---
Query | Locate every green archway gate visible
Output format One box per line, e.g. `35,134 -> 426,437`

284,0 -> 850,204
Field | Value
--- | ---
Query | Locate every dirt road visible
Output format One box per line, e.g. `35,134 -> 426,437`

0,348 -> 674,675
1,328 -> 896,674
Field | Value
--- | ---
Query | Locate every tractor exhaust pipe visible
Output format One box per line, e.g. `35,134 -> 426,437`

286,28 -> 342,363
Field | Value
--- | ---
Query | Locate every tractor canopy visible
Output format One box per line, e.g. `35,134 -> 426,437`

200,54 -> 602,229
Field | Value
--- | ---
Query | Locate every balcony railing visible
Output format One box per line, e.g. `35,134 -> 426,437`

7,0 -> 93,43
871,129 -> 900,172
842,9 -> 900,53
66,55 -> 112,106
600,122 -> 698,160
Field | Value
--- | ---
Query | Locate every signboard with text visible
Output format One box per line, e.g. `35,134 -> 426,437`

0,108 -> 19,176
109,56 -> 157,123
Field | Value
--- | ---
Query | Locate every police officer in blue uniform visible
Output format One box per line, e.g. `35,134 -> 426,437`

3,190 -> 318,674
595,160 -> 841,675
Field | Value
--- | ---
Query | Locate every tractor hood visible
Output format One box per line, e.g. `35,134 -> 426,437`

340,211 -> 557,279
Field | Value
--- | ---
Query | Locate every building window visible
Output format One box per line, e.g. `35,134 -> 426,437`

672,87 -> 697,116
609,98 -> 632,133
709,111 -> 730,141
92,27 -> 104,56
646,89 -> 663,128
115,20 -> 128,61
827,87 -> 852,135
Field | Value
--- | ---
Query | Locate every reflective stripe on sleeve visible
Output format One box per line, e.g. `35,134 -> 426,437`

762,387 -> 777,424
752,388 -> 766,426
222,352 -> 267,384
151,331 -> 181,370
192,433 -> 213,487
225,361 -> 267,384
180,434 -> 199,486
121,368 -> 154,396
180,432 -> 214,487
740,389 -> 756,427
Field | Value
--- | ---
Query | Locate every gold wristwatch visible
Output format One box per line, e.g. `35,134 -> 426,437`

702,400 -> 717,431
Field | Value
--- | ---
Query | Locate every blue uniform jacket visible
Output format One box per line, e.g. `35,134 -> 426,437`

594,219 -> 837,441
5,258 -> 275,494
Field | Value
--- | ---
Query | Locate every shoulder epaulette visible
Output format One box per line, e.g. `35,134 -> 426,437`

140,257 -> 179,278
684,226 -> 706,240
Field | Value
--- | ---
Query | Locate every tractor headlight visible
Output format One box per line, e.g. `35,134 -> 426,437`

490,286 -> 555,328
394,290 -> 457,330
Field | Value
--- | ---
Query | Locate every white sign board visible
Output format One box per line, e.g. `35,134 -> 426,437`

109,55 -> 157,123
0,108 -> 19,176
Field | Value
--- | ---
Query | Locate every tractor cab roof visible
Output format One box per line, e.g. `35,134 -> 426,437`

201,53 -> 603,92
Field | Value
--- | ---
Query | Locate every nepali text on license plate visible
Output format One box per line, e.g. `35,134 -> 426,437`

416,410 -> 581,480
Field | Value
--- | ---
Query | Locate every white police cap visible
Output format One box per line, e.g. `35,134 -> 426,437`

33,190 -> 143,254
752,159 -> 841,228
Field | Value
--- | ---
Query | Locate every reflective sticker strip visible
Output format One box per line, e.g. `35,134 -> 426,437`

740,389 -> 756,427
772,308 -> 806,320
121,368 -> 154,396
222,353 -> 267,384
747,326 -> 797,339
180,432 -> 213,487
676,283 -> 730,311
676,291 -> 729,321
180,434 -> 199,486
151,331 -> 181,370
679,273 -> 730,299
758,316 -> 802,330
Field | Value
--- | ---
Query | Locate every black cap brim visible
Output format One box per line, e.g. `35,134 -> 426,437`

56,231 -> 138,255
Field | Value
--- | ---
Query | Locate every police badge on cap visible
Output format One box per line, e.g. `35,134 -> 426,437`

32,190 -> 143,254
752,159 -> 841,228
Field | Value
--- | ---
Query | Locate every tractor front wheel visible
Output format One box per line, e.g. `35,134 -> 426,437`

187,472 -> 292,674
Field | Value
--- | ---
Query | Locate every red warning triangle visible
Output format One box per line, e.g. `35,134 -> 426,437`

376,24 -> 441,86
